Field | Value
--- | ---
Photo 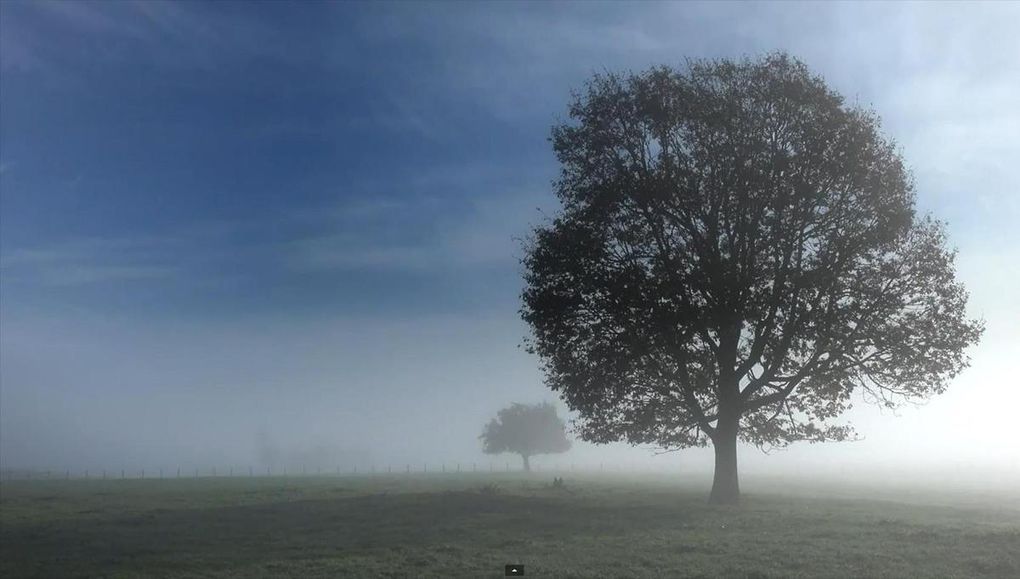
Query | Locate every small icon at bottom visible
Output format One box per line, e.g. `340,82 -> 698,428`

505,564 -> 524,576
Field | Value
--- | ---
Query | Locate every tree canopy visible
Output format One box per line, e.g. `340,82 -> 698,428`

521,53 -> 983,504
480,402 -> 571,472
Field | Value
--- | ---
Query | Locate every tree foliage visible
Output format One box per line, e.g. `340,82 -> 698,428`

480,402 -> 571,471
521,53 -> 983,502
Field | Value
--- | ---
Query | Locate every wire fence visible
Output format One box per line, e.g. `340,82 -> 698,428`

0,461 -> 662,482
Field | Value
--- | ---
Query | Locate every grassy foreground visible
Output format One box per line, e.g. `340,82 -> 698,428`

1,472 -> 1017,578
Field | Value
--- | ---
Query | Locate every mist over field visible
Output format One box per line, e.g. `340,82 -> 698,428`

2,1 -> 1019,496
3,3 -> 1020,578
3,306 -> 1019,490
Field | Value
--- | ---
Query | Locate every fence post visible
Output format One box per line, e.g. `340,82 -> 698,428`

424,463 -> 428,473
103,469 -> 106,480
442,463 -> 446,473
160,468 -> 163,479
406,464 -> 410,474
249,466 -> 253,477
121,469 -> 125,479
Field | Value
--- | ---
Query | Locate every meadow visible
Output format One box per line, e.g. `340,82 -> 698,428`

1,472 -> 1018,578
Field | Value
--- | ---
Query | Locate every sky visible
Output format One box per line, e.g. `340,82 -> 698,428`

1,1 -> 1018,485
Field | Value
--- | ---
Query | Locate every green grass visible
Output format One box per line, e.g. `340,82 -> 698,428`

1,473 -> 1017,578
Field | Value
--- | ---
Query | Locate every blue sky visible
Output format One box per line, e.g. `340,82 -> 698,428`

1,1 -> 1018,479
1,2 -> 556,319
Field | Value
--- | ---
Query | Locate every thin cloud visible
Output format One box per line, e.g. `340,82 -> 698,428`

1,237 -> 180,286
37,264 -> 179,286
0,0 -> 294,75
287,187 -> 550,273
0,225 -> 253,288
375,93 -> 449,143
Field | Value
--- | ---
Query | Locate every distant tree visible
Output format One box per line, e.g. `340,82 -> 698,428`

521,53 -> 983,504
480,402 -> 571,471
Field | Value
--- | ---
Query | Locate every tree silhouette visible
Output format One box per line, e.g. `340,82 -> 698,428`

521,53 -> 983,504
480,402 -> 571,472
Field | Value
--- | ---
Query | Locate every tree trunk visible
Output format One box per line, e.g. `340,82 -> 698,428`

521,454 -> 531,472
708,419 -> 740,505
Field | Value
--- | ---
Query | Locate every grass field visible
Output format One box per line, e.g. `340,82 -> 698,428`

1,472 -> 1018,578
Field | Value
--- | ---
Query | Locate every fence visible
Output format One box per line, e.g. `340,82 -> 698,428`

0,461 -> 660,481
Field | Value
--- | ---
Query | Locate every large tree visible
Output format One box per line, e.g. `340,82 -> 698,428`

521,53 -> 983,504
480,402 -> 571,472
